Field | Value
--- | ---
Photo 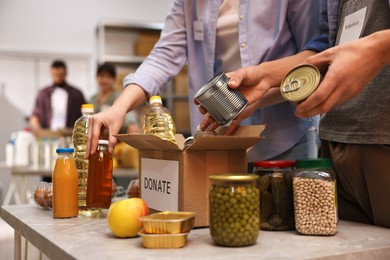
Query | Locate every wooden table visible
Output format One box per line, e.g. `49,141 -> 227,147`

1,204 -> 390,260
0,162 -> 138,205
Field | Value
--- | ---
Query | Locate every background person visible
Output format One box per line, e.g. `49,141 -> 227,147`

90,62 -> 142,134
29,60 -> 86,134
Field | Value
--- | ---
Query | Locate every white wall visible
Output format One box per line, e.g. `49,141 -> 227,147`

0,0 -> 172,161
0,0 -> 172,55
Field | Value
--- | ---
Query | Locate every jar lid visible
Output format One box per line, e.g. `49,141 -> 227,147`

253,160 -> 295,168
56,148 -> 74,154
295,158 -> 332,168
209,174 -> 258,182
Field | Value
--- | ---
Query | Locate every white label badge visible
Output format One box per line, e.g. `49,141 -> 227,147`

193,20 -> 204,41
141,158 -> 179,211
339,7 -> 367,44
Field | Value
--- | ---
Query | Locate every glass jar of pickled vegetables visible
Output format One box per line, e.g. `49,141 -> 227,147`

209,174 -> 259,247
293,158 -> 337,236
253,160 -> 295,231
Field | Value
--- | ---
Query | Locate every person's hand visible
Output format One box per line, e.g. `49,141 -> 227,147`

86,106 -> 126,157
198,100 -> 262,135
227,50 -> 316,104
296,32 -> 389,117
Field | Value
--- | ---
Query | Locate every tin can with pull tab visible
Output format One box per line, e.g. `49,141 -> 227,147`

280,64 -> 322,102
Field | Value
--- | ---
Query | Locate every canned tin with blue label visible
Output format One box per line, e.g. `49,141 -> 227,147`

280,64 -> 321,102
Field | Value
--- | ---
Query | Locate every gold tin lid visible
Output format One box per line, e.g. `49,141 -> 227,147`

280,64 -> 321,102
209,174 -> 258,182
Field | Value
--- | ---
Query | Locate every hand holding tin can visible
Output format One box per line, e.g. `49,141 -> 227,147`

195,72 -> 248,126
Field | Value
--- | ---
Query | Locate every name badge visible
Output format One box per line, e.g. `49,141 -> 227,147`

338,7 -> 367,44
193,20 -> 204,41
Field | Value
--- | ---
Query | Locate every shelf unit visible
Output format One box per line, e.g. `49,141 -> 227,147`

96,18 -> 190,135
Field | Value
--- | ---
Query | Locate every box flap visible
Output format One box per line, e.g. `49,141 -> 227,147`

115,133 -> 184,151
187,125 -> 265,151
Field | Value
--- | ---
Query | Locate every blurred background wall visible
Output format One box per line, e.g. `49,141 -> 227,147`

0,0 -> 172,161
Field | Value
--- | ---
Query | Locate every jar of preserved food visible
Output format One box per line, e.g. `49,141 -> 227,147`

253,160 -> 295,231
209,174 -> 259,247
293,158 -> 337,236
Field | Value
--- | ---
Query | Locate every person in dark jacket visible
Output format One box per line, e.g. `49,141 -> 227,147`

30,60 -> 86,134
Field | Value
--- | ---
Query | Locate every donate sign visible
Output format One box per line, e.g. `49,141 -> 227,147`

140,158 -> 179,211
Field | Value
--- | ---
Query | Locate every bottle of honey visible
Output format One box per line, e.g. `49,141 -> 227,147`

52,148 -> 78,218
86,140 -> 113,209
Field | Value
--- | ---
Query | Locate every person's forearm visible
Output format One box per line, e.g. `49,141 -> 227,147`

255,88 -> 285,108
112,84 -> 148,115
372,30 -> 390,65
264,50 -> 318,88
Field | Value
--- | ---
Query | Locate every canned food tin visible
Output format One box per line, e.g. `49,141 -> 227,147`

195,72 -> 248,125
280,64 -> 321,102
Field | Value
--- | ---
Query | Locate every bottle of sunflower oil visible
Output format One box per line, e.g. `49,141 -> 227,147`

72,104 -> 102,217
143,96 -> 176,144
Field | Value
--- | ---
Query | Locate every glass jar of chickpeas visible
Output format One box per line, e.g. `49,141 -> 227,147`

209,174 -> 259,247
293,158 -> 337,236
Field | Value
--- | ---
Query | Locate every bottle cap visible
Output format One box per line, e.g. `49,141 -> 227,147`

98,140 -> 109,145
81,104 -> 94,113
295,158 -> 332,168
56,148 -> 74,154
149,96 -> 162,105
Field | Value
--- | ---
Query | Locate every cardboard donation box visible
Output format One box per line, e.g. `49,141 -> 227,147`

116,125 -> 265,227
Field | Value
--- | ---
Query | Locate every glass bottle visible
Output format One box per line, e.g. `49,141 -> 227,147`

52,148 -> 78,218
253,160 -> 295,231
143,96 -> 176,144
86,140 -> 113,209
293,158 -> 337,236
209,174 -> 260,247
72,104 -> 101,217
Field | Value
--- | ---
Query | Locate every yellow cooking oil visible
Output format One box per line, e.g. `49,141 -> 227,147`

144,96 -> 176,144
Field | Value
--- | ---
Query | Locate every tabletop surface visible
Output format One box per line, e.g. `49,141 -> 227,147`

1,204 -> 390,260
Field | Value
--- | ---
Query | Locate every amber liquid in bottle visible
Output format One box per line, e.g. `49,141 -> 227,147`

86,140 -> 113,209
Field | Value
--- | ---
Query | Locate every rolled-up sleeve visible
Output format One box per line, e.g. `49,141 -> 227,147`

301,0 -> 331,53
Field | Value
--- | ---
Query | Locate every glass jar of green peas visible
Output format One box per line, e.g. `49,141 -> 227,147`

209,174 -> 260,247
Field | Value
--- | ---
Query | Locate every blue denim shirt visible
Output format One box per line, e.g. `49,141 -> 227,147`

124,0 -> 320,160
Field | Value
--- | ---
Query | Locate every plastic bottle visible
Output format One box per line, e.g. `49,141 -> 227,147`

52,148 -> 78,218
14,128 -> 36,166
143,96 -> 176,143
29,139 -> 40,169
42,137 -> 51,170
72,104 -> 100,217
50,137 -> 59,169
86,140 -> 113,209
5,132 -> 16,167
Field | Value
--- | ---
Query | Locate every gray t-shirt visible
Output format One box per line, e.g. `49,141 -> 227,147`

319,0 -> 390,144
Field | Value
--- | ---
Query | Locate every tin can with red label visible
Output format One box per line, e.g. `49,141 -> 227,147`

280,64 -> 321,102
